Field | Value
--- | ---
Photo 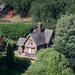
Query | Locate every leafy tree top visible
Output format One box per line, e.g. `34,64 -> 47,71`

53,14 -> 75,58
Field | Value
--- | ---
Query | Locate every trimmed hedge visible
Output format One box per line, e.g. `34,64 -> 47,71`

0,23 -> 34,40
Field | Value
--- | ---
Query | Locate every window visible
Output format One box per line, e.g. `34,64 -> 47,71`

28,48 -> 31,53
32,49 -> 34,53
29,40 -> 32,45
28,48 -> 34,53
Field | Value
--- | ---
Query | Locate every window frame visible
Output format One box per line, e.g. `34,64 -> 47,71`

29,40 -> 32,46
28,48 -> 31,53
28,48 -> 35,54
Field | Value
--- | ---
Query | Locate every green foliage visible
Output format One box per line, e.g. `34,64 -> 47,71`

0,31 -> 2,38
30,0 -> 65,21
30,0 -> 75,30
0,66 -> 9,75
6,43 -> 14,71
0,23 -> 34,40
4,38 -> 17,49
53,14 -> 75,58
0,18 -> 9,22
14,53 -> 18,57
53,14 -> 75,71
1,0 -> 34,17
0,56 -> 6,66
0,55 -> 31,74
0,44 -> 5,52
25,48 -> 75,75
14,57 -> 31,72
30,0 -> 66,30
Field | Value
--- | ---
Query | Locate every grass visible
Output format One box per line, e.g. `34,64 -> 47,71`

14,53 -> 18,57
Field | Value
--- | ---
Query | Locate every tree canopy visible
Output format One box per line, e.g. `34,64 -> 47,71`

1,0 -> 34,17
25,48 -> 75,75
53,14 -> 75,58
29,0 -> 75,30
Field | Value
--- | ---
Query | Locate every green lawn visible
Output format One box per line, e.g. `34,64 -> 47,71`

14,53 -> 18,57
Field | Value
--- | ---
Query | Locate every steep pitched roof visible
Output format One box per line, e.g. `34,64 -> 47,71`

17,29 -> 54,47
16,38 -> 25,46
44,29 -> 53,44
30,32 -> 45,46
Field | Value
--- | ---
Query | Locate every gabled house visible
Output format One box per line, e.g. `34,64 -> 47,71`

17,22 -> 54,57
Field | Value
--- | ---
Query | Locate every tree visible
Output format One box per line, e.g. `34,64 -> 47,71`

30,0 -> 65,21
6,43 -> 14,73
1,0 -> 34,17
25,48 -> 75,75
30,0 -> 66,30
53,14 -> 75,58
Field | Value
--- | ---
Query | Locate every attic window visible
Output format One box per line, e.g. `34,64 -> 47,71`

29,40 -> 32,45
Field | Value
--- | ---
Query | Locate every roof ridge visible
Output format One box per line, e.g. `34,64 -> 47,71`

19,37 -> 26,39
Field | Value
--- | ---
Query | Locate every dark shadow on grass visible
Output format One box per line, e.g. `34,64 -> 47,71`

0,56 -> 31,75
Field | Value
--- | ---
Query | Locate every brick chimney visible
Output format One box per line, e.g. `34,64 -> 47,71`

38,21 -> 42,32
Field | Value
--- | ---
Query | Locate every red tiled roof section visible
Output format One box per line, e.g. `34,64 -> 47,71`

0,38 -> 5,46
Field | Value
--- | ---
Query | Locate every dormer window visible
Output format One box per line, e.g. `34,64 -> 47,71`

29,40 -> 32,45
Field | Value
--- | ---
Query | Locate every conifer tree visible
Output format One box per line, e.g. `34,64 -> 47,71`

6,43 -> 14,73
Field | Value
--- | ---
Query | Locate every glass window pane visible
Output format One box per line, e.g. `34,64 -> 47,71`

32,49 -> 34,53
28,48 -> 31,53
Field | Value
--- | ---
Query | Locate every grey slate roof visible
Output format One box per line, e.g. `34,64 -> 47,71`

30,29 -> 53,46
17,29 -> 53,46
30,32 -> 46,46
44,29 -> 53,43
16,38 -> 25,46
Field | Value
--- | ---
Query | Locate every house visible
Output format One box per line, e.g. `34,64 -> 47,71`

16,22 -> 54,57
